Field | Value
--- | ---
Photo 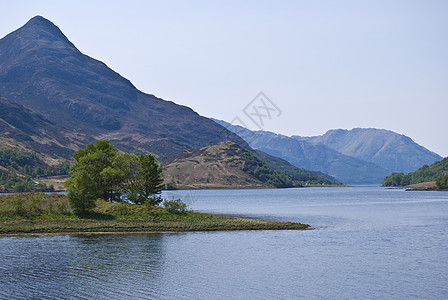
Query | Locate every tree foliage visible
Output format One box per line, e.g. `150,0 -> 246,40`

241,150 -> 341,187
65,140 -> 164,213
436,173 -> 448,189
114,153 -> 164,205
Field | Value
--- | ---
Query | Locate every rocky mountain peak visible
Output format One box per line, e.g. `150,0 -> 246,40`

0,15 -> 78,55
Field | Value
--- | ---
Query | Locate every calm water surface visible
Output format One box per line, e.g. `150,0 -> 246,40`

1,187 -> 447,299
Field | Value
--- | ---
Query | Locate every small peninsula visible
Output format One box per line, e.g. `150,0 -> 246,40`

0,193 -> 310,235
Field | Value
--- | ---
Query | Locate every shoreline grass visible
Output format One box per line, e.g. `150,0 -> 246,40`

0,193 -> 310,235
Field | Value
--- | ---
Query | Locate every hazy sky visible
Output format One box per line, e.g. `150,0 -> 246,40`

1,0 -> 447,156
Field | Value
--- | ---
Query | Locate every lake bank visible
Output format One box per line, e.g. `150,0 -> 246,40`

0,216 -> 310,235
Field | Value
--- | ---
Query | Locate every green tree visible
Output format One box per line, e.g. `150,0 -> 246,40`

65,169 -> 97,213
70,140 -> 119,201
116,153 -> 164,205
65,140 -> 120,213
382,173 -> 404,187
65,140 -> 165,212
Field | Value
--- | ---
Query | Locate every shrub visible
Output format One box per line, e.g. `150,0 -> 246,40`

163,199 -> 188,214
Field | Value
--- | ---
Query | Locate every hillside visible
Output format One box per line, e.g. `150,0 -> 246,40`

0,96 -> 91,192
296,128 -> 442,174
163,141 -> 341,189
0,96 -> 91,160
164,142 -> 267,189
383,157 -> 448,187
0,16 -> 247,161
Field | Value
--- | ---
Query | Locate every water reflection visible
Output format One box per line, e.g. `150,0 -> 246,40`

0,234 -> 168,299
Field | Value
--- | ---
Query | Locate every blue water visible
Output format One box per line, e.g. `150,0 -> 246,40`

1,187 -> 447,299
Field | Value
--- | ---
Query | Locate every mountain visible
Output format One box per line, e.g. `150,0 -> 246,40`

0,16 -> 247,161
213,119 -> 390,184
0,16 -> 342,190
294,128 -> 442,174
214,119 -> 441,184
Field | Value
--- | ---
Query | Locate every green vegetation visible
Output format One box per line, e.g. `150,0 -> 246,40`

65,140 -> 164,213
0,148 -> 70,192
241,151 -> 293,187
243,150 -> 340,187
0,193 -> 310,234
0,193 -> 70,219
162,199 -> 188,214
383,157 -> 448,187
436,173 -> 448,189
0,141 -> 315,234
0,170 -> 54,193
0,148 -> 70,177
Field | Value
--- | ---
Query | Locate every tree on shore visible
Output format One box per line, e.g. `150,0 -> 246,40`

436,173 -> 448,189
65,140 -> 164,213
115,153 -> 164,205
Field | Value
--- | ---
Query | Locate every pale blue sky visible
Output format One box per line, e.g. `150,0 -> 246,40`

1,0 -> 447,156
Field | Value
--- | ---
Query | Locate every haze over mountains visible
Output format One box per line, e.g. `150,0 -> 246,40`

214,119 -> 442,184
293,128 -> 440,174
0,16 -> 442,187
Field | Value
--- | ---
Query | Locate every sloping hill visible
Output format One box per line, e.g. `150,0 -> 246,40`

296,128 -> 442,174
164,141 -> 341,189
0,96 -> 91,160
0,16 -> 247,161
0,96 -> 91,192
163,142 -> 268,189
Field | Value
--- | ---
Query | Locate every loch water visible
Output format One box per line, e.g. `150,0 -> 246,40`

1,187 -> 447,299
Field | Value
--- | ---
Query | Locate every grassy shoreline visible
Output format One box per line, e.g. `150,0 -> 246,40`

0,193 -> 310,235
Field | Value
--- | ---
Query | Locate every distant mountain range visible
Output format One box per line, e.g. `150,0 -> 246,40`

293,128 -> 440,174
213,119 -> 442,184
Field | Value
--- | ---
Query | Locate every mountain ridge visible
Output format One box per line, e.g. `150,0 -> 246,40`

213,119 -> 441,184
294,128 -> 442,173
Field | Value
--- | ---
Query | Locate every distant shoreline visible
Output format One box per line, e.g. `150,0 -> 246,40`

404,181 -> 447,191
